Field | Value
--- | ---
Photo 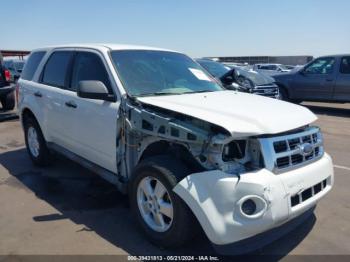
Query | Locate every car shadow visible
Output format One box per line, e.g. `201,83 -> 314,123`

0,148 -> 316,258
304,104 -> 350,117
0,110 -> 18,122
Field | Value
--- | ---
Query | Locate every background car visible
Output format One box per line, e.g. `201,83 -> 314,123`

253,63 -> 291,75
222,62 -> 250,70
3,59 -> 25,82
273,55 -> 350,102
0,53 -> 16,110
196,59 -> 280,98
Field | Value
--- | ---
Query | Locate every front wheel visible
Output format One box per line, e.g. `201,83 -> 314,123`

129,155 -> 197,248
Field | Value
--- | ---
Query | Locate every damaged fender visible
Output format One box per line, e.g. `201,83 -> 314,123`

173,169 -> 289,245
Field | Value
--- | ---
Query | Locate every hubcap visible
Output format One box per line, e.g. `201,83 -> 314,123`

137,176 -> 174,232
27,126 -> 40,157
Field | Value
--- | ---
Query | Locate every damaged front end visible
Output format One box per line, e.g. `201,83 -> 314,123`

116,95 -> 333,254
117,95 -> 264,180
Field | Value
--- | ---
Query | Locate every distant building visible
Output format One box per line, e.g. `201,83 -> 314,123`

205,55 -> 313,66
0,50 -> 31,59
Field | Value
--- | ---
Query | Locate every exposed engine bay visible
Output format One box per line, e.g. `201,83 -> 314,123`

116,96 -> 263,179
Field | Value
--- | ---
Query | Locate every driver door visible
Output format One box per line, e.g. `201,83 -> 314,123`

291,57 -> 336,100
60,50 -> 120,173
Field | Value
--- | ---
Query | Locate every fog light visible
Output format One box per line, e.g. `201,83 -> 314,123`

241,199 -> 256,215
237,195 -> 268,219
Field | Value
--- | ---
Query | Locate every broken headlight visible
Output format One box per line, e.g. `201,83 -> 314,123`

222,140 -> 247,161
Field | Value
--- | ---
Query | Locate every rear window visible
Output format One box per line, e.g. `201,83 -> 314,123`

21,51 -> 46,80
41,51 -> 73,88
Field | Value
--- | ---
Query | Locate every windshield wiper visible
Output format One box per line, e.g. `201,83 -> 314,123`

136,92 -> 183,97
135,90 -> 216,97
182,90 -> 216,94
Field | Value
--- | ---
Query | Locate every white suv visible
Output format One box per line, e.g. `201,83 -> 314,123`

18,44 -> 334,255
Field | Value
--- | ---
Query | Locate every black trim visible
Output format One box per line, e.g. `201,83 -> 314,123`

65,51 -> 76,90
212,206 -> 316,255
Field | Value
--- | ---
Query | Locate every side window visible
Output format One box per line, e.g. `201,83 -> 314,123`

260,65 -> 275,70
41,51 -> 73,88
21,51 -> 46,81
304,57 -> 335,75
70,52 -> 112,92
340,57 -> 350,74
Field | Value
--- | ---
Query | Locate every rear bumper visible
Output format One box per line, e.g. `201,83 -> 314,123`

0,85 -> 15,97
173,153 -> 333,253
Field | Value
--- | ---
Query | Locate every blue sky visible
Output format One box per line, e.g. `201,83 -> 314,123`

2,0 -> 350,57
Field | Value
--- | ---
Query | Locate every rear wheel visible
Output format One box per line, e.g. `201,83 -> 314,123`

129,155 -> 197,248
1,91 -> 15,110
24,117 -> 51,166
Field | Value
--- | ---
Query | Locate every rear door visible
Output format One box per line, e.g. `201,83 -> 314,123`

333,56 -> 350,101
59,50 -> 119,173
290,57 -> 336,100
38,50 -> 75,144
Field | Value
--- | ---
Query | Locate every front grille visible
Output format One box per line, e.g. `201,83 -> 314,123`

252,85 -> 279,98
259,126 -> 324,173
290,178 -> 328,207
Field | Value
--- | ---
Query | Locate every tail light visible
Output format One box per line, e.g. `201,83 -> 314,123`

4,69 -> 11,82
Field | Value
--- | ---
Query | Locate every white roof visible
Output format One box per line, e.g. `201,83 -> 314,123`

32,43 -> 176,53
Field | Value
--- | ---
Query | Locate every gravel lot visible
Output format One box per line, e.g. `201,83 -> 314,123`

0,102 -> 349,258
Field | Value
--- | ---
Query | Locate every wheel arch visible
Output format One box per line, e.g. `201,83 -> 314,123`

138,140 -> 205,174
275,82 -> 290,99
21,107 -> 47,140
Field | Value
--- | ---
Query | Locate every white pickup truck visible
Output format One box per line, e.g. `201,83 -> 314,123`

18,44 -> 334,255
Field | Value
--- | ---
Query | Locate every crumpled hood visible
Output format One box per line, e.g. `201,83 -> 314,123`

137,91 -> 317,137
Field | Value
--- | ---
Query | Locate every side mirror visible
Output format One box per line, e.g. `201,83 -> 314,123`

77,81 -> 116,102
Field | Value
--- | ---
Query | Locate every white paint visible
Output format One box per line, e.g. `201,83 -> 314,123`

174,153 -> 334,245
138,90 -> 317,137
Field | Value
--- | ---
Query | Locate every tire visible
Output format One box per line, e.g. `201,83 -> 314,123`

23,117 -> 51,166
129,155 -> 197,248
1,91 -> 15,110
278,87 -> 289,101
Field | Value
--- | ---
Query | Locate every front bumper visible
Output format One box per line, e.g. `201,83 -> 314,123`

173,153 -> 333,253
213,205 -> 315,255
0,85 -> 15,97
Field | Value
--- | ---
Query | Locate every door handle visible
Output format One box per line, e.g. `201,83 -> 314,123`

34,91 -> 42,97
65,101 -> 77,109
326,78 -> 334,82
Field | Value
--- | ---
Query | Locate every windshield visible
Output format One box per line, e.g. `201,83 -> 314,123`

111,50 -> 223,97
196,59 -> 230,78
278,64 -> 289,70
234,68 -> 275,86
